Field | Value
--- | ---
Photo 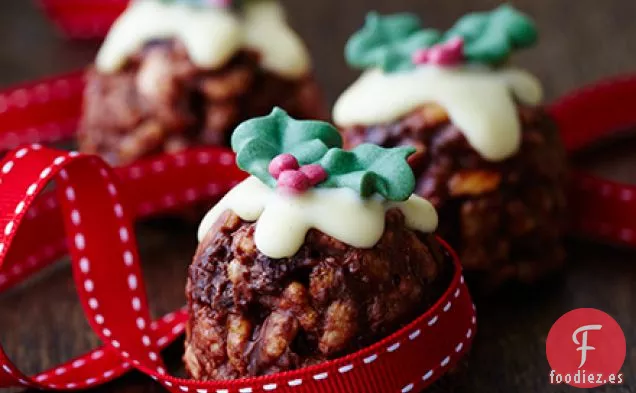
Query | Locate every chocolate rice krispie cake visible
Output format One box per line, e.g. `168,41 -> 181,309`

334,6 -> 568,290
184,108 -> 452,379
79,0 -> 325,166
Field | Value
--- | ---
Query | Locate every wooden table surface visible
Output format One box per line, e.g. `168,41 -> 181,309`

1,1 -> 636,392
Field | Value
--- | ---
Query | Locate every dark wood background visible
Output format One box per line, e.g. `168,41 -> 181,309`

1,1 -> 636,392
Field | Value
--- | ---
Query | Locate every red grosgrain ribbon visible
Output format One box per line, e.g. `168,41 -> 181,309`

0,146 -> 165,389
549,74 -> 636,247
0,147 -> 244,293
0,71 -> 84,151
38,0 -> 127,39
0,144 -> 476,392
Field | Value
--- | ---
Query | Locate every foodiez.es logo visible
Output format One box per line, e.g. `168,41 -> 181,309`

546,308 -> 626,388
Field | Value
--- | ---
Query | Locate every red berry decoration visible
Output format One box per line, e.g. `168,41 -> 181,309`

277,170 -> 310,194
413,37 -> 464,67
299,164 -> 328,186
269,153 -> 299,179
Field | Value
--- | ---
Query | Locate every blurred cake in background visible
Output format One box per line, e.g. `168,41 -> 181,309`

79,0 -> 325,166
334,6 -> 568,290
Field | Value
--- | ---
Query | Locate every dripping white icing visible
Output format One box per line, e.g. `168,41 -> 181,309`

333,65 -> 543,161
96,0 -> 310,79
197,176 -> 438,259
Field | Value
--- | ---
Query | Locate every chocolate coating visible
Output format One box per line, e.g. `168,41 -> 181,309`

79,40 -> 325,166
184,210 -> 451,380
340,103 -> 568,290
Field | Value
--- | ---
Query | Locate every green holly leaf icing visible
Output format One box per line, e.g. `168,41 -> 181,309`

231,108 -> 417,201
231,108 -> 343,188
318,144 -> 416,201
442,4 -> 537,64
345,5 -> 537,72
345,12 -> 441,73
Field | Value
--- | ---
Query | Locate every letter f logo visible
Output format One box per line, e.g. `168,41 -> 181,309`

572,324 -> 602,368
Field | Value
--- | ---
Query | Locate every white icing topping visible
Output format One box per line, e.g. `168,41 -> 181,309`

242,1 -> 310,78
96,0 -> 310,79
333,65 -> 543,161
197,176 -> 438,259
97,1 -> 241,72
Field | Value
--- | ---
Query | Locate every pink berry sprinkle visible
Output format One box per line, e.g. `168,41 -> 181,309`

299,164 -> 328,186
413,37 -> 464,67
277,170 -> 310,194
268,153 -> 299,179
412,49 -> 428,64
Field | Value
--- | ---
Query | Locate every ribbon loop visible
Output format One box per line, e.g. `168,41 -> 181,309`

0,147 -> 245,294
0,145 -> 165,389
0,145 -> 244,389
